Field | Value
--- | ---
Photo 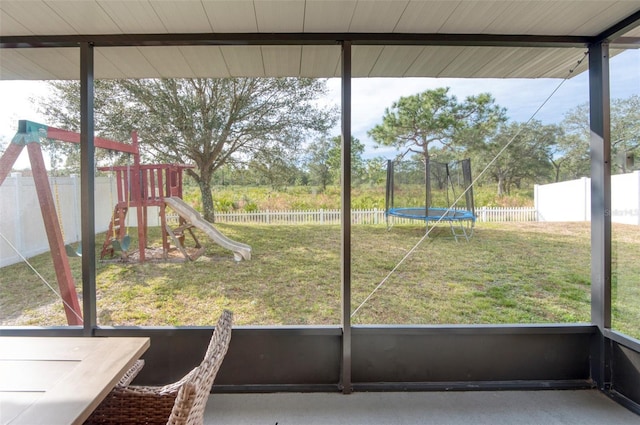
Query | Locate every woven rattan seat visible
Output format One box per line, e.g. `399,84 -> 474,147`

85,310 -> 233,425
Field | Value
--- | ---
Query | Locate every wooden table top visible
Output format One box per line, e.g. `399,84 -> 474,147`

0,336 -> 150,425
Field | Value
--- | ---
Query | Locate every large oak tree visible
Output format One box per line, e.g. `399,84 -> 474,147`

40,78 -> 336,221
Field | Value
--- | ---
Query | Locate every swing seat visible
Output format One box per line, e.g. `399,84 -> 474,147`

120,234 -> 131,251
111,235 -> 131,252
111,238 -> 122,252
65,243 -> 81,258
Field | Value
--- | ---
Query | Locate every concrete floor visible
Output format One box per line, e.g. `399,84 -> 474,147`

204,390 -> 639,425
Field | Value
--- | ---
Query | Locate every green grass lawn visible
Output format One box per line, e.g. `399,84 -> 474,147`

1,222 -> 639,339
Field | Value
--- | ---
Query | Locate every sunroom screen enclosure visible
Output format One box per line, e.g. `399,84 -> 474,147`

1,0 -> 639,414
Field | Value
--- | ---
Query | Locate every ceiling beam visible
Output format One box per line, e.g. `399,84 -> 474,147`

595,8 -> 640,43
610,37 -> 640,49
1,32 -> 592,50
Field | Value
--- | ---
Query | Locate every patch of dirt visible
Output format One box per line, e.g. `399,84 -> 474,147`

103,246 -> 207,263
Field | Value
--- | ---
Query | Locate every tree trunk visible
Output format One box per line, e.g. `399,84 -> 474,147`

198,178 -> 216,223
551,161 -> 561,182
496,175 -> 505,197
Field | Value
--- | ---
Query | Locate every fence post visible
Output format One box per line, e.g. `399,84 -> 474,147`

320,208 -> 324,225
534,184 -> 539,221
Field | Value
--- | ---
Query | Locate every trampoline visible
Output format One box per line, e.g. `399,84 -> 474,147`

385,159 -> 476,241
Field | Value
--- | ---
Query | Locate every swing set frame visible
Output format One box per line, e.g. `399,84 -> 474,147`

0,120 -> 139,325
0,120 -> 194,324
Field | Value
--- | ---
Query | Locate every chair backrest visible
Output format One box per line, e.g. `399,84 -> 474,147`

168,309 -> 233,425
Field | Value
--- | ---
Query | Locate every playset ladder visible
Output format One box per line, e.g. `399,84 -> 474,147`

100,205 -> 129,259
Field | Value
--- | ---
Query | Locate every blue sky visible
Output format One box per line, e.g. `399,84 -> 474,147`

1,49 -> 638,165
326,49 -> 639,159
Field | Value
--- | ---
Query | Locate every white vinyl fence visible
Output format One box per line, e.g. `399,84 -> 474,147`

0,174 -> 119,267
1,174 -> 107,267
535,171 -> 640,224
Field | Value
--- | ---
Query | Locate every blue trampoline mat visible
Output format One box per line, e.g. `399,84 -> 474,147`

387,207 -> 476,222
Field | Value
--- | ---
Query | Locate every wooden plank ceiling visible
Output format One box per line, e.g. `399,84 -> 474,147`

0,1 -> 639,80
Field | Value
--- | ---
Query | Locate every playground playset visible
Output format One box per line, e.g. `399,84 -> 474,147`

0,120 -> 251,325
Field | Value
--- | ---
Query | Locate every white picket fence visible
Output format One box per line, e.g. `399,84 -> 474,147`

211,206 -> 537,225
475,206 -> 538,223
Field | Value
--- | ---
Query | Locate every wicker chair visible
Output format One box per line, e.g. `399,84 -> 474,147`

85,310 -> 233,425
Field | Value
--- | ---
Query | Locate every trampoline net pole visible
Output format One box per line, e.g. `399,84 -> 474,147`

462,158 -> 475,216
425,159 -> 430,217
385,160 -> 394,228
